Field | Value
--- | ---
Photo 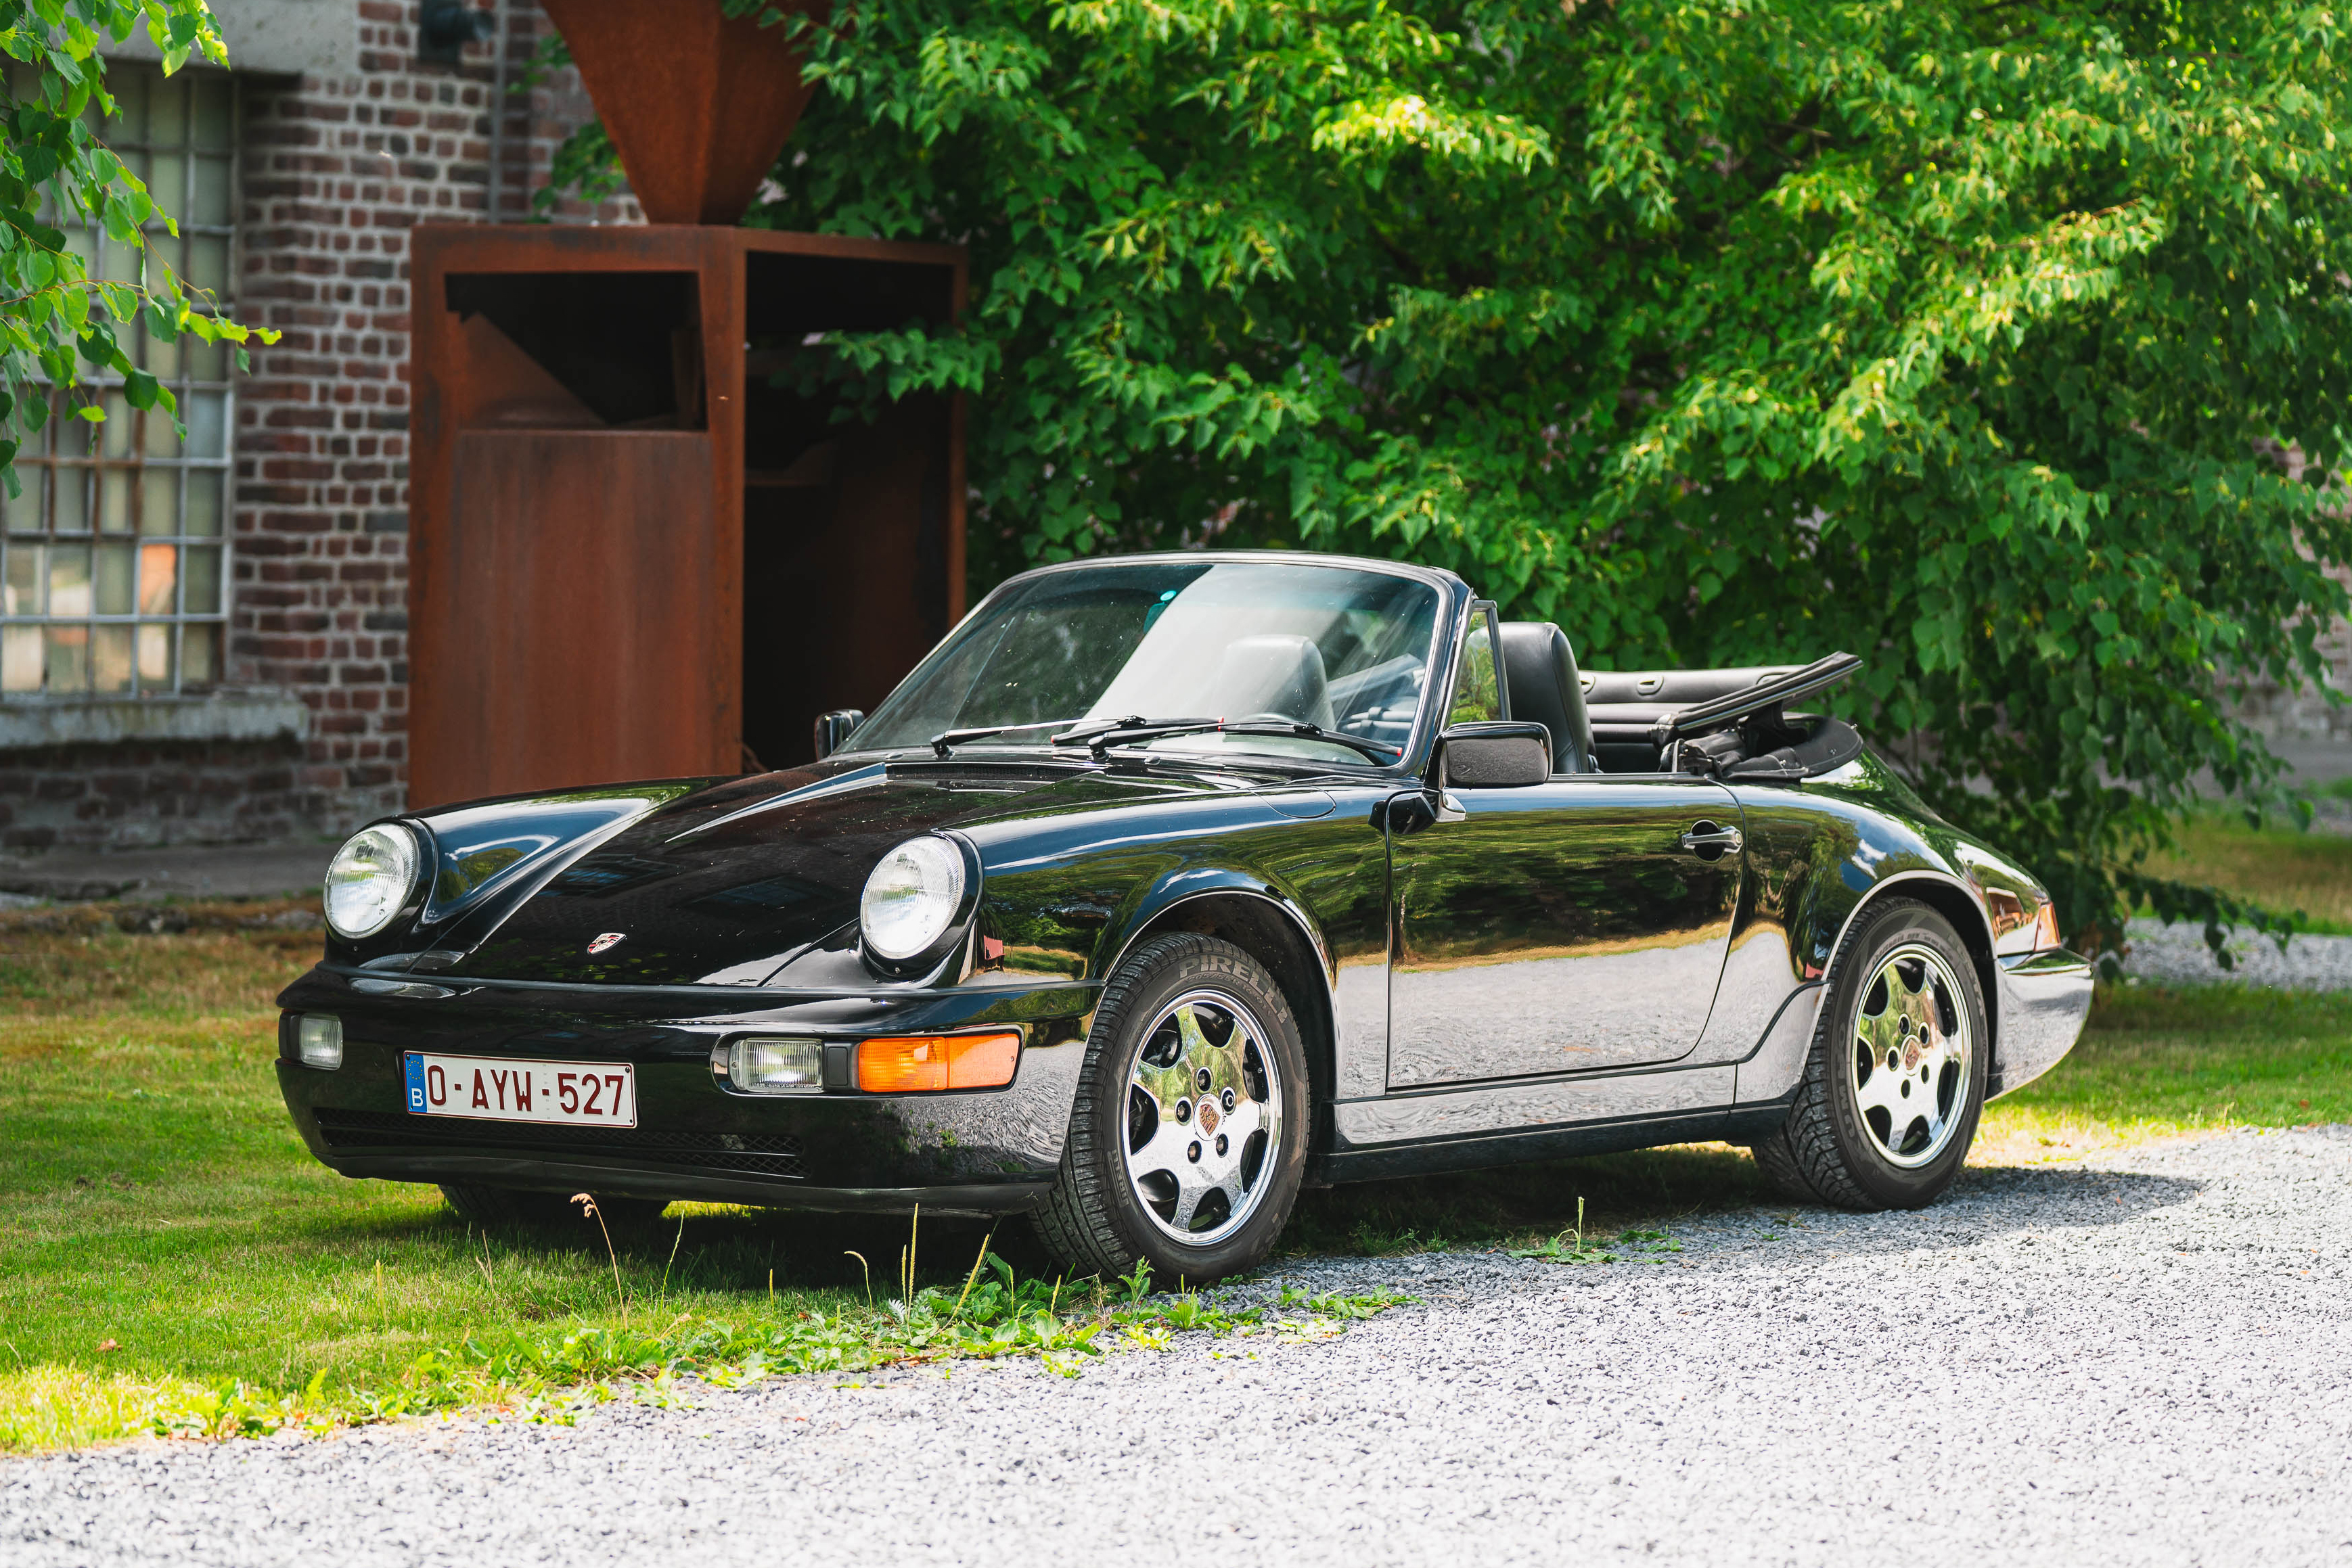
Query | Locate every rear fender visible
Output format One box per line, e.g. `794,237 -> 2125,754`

1732,767 -> 2006,1103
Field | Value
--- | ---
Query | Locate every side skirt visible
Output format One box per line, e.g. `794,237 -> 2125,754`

1313,1054 -> 1798,1184
1310,1100 -> 1795,1184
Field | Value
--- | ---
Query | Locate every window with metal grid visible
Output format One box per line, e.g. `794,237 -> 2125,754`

0,62 -> 235,699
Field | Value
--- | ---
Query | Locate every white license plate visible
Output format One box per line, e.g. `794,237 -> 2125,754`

402,1053 -> 637,1129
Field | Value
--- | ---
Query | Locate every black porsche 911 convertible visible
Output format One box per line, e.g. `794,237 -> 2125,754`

277,551 -> 2091,1281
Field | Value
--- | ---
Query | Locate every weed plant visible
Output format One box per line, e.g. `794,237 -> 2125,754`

3,1231 -> 1411,1448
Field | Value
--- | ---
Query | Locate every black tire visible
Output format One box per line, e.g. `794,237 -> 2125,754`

1029,933 -> 1311,1286
439,1183 -> 667,1235
1747,898 -> 1989,1210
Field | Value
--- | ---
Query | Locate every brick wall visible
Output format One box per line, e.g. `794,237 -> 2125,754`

0,737 -> 309,850
0,1 -> 637,854
233,1 -> 636,836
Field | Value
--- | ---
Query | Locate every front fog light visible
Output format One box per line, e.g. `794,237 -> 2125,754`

297,1014 -> 343,1070
729,1036 -> 821,1094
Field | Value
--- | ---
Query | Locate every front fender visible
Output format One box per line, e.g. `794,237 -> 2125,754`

965,783 -> 1393,1103
965,787 -> 1384,984
318,777 -> 729,972
1097,864 -> 1338,989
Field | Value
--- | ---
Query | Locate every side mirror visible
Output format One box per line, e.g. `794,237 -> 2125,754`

1437,721 -> 1550,788
813,708 -> 866,761
1378,787 -> 1467,836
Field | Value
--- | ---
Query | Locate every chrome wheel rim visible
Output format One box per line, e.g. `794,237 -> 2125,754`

1123,989 -> 1284,1246
1848,942 -> 1973,1169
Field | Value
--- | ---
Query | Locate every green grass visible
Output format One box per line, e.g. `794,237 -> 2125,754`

1975,984 -> 2352,1157
2146,812 -> 2352,934
3,917 -> 2349,1452
0,921 -> 1420,1450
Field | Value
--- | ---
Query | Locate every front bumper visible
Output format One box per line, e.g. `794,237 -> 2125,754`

274,966 -> 1100,1217
1988,948 -> 2095,1099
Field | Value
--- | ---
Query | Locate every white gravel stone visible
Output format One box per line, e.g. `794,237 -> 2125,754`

2118,917 -> 2352,990
7,1126 -> 2350,1567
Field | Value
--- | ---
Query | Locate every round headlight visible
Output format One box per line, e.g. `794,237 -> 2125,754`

860,836 -> 968,963
324,824 -> 420,939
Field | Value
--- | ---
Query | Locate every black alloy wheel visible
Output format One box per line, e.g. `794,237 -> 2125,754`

1031,933 -> 1311,1285
1748,897 -> 1990,1210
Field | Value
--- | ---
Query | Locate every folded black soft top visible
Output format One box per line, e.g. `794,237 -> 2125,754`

1717,714 -> 1865,781
1640,653 -> 1863,744
1579,652 -> 1865,781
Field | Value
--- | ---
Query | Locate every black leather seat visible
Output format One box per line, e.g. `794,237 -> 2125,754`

1499,621 -> 1595,773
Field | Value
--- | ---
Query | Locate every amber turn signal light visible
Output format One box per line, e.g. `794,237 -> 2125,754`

855,1032 -> 1022,1093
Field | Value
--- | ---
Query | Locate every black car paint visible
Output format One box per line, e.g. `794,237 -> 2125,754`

279,756 -> 1399,1209
1385,776 -> 1747,1086
279,557 -> 2087,1217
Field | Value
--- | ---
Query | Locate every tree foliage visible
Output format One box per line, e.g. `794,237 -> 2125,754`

551,0 -> 2352,950
0,0 -> 270,488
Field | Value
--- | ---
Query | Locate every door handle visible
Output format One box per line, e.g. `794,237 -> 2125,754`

1679,821 -> 1744,860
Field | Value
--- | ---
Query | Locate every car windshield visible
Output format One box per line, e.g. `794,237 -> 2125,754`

851,559 -> 1444,764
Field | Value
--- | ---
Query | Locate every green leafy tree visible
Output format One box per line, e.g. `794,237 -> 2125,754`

0,0 -> 271,490
548,0 -> 2352,952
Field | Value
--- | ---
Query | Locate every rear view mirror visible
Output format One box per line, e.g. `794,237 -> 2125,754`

813,709 -> 866,761
1437,721 -> 1550,787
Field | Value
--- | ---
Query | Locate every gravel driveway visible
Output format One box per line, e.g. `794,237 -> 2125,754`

9,1126 -> 2350,1568
2118,917 -> 2352,990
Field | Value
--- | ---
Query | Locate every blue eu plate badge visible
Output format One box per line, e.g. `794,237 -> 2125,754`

403,1052 -> 428,1112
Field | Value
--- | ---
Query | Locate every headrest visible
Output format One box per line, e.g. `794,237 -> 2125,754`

1208,635 -> 1337,729
1498,621 -> 1593,773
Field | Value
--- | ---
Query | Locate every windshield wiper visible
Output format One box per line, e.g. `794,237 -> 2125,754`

930,719 -> 1087,758
1221,722 -> 1405,763
1042,715 -> 1207,758
1049,717 -> 1402,764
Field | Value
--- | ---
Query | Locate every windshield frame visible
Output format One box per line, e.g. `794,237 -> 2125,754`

835,551 -> 1476,777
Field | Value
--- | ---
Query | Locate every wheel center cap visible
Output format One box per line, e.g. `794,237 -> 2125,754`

1903,1039 -> 1923,1070
1197,1100 -> 1222,1136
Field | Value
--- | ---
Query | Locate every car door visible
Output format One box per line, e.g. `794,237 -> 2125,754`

1380,600 -> 1746,1098
1385,777 -> 1746,1086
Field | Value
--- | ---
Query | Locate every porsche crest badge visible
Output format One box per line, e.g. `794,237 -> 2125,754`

586,932 -> 627,954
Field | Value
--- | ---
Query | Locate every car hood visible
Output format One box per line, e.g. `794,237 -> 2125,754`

447,762 -> 1208,987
